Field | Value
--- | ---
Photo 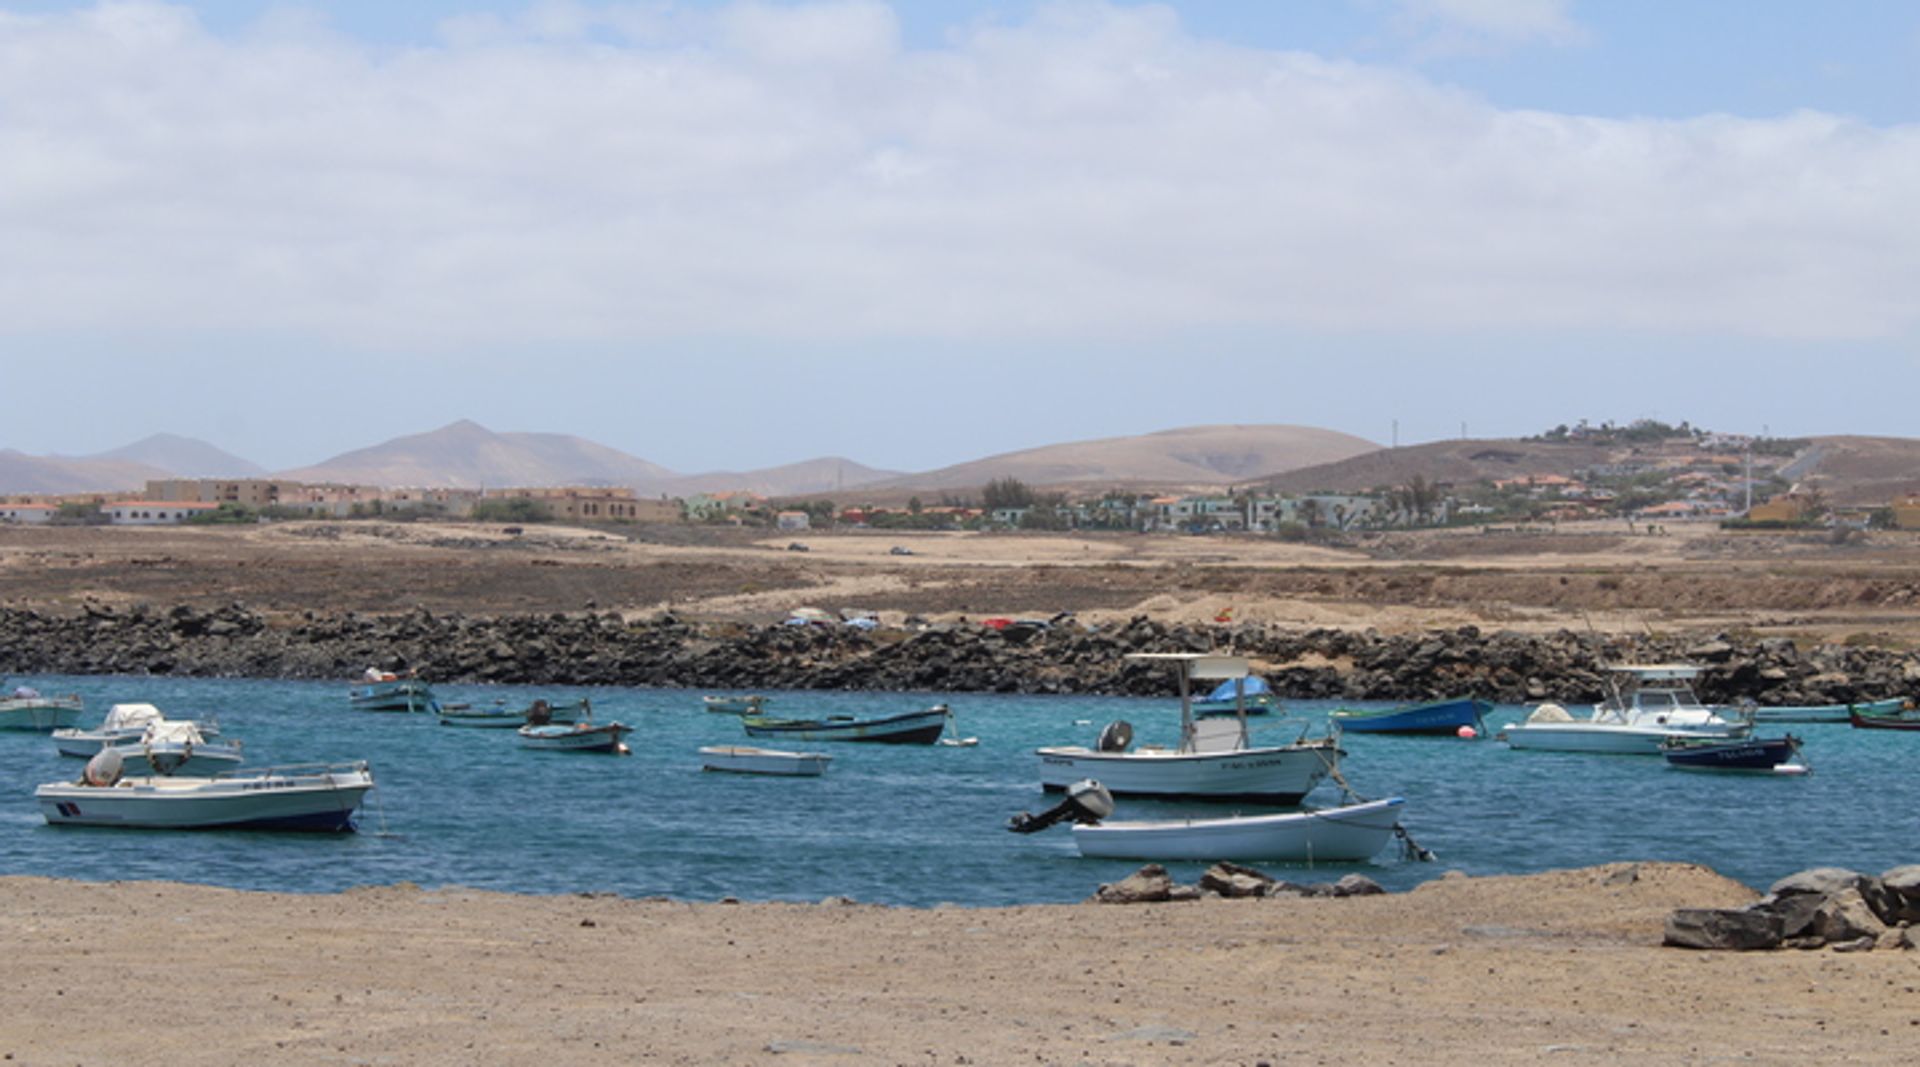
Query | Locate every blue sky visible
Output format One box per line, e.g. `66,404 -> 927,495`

3,1 -> 1917,473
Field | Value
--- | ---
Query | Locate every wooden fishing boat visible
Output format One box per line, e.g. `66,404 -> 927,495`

1330,697 -> 1490,736
1749,697 -> 1909,724
517,721 -> 633,753
1661,735 -> 1806,773
437,698 -> 588,728
348,670 -> 438,713
698,746 -> 831,776
1849,702 -> 1920,730
1071,796 -> 1407,862
742,706 -> 950,744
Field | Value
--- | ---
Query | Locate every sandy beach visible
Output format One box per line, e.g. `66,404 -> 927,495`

3,863 -> 1914,1065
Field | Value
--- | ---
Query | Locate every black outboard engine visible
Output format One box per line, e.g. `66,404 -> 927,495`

1007,779 -> 1115,834
1097,720 -> 1133,753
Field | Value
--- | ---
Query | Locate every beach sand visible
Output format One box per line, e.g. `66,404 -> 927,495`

3,863 -> 1914,1065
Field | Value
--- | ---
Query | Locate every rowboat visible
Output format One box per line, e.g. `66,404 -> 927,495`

1849,702 -> 1920,731
1070,796 -> 1407,862
518,721 -> 633,753
1035,654 -> 1341,803
1501,665 -> 1750,754
0,686 -> 84,731
348,670 -> 438,713
699,745 -> 831,776
742,706 -> 950,744
437,698 -> 589,728
703,695 -> 771,715
1661,735 -> 1807,773
1330,696 -> 1490,736
36,760 -> 374,832
1191,676 -> 1278,717
1749,697 -> 1910,724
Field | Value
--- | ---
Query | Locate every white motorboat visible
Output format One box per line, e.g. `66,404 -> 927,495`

1501,664 -> 1752,754
1071,796 -> 1407,862
1035,654 -> 1341,802
36,759 -> 374,832
52,703 -> 225,758
0,685 -> 85,731
518,721 -> 633,753
699,745 -> 831,776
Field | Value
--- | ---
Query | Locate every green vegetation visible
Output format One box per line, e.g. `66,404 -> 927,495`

185,503 -> 258,525
471,498 -> 553,523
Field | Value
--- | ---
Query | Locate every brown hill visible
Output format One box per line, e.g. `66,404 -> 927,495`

656,457 -> 901,499
867,425 -> 1379,494
1783,435 -> 1920,505
0,451 -> 169,496
1258,438 -> 1618,493
276,420 -> 674,489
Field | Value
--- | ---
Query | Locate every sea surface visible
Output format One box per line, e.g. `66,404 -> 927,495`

2,675 -> 1913,906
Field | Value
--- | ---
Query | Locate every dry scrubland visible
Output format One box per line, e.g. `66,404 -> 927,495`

4,521 -> 1920,1063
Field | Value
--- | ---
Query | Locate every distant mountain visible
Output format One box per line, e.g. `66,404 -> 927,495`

0,450 -> 168,496
657,457 -> 901,498
867,425 -> 1380,493
275,420 -> 675,489
92,433 -> 266,478
1258,439 -> 1618,494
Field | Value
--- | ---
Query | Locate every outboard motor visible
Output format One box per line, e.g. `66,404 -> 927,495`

1007,779 -> 1115,834
1097,720 -> 1134,753
83,747 -> 124,788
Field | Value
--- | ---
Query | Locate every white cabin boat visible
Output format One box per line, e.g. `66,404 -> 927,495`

1071,796 -> 1406,862
699,745 -> 831,776
36,761 -> 373,832
53,702 -> 167,756
1035,654 -> 1340,803
0,686 -> 84,731
1501,664 -> 1751,754
113,720 -> 244,776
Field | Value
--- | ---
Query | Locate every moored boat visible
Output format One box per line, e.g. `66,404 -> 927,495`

1749,697 -> 1909,724
1330,697 -> 1490,736
1661,734 -> 1806,773
1500,665 -> 1750,754
1070,796 -> 1407,862
742,706 -> 950,744
115,720 -> 245,776
438,698 -> 588,728
518,721 -> 633,753
53,702 -> 171,756
36,760 -> 374,832
698,745 -> 831,776
1036,654 -> 1341,803
1191,676 -> 1278,717
348,669 -> 438,713
1849,702 -> 1920,731
703,694 -> 771,715
0,685 -> 85,731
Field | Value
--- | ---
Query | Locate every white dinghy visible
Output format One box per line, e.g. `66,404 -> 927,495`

699,746 -> 831,776
1070,796 -> 1407,862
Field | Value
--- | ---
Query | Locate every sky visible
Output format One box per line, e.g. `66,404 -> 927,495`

3,0 -> 1917,473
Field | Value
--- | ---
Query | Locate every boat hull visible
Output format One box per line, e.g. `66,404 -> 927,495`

1849,705 -> 1920,731
35,765 -> 373,832
0,696 -> 85,731
518,722 -> 633,752
437,700 -> 587,728
699,746 -> 830,776
743,707 -> 948,744
1751,697 -> 1907,724
1035,740 -> 1339,803
348,681 -> 438,713
1663,736 -> 1802,771
1072,797 -> 1406,862
1502,722 -> 1746,754
1331,697 -> 1490,735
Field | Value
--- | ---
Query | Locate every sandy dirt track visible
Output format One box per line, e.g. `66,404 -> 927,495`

2,864 -> 1915,1066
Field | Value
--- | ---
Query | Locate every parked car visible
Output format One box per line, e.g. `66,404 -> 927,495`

889,546 -> 913,556
787,542 -> 810,552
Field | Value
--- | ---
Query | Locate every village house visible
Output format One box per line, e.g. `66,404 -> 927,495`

0,503 -> 55,524
487,487 -> 673,523
776,510 -> 810,531
103,501 -> 222,525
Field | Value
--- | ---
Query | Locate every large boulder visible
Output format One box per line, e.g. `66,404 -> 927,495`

1092,864 -> 1177,904
1199,862 -> 1273,899
1811,889 -> 1889,945
1665,908 -> 1784,951
1880,865 -> 1920,924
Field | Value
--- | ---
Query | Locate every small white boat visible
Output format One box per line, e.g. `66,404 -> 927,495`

1501,664 -> 1751,755
704,694 -> 771,715
438,698 -> 589,728
699,745 -> 831,776
348,669 -> 438,713
36,759 -> 374,832
518,721 -> 633,754
0,686 -> 85,731
53,702 -> 168,756
1036,655 -> 1340,802
114,720 -> 244,777
1071,796 -> 1407,862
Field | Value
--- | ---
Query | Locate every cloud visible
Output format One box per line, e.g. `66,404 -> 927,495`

0,0 -> 1915,353
1390,0 -> 1589,55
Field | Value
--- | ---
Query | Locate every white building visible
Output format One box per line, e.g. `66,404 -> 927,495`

104,501 -> 222,525
0,503 -> 55,524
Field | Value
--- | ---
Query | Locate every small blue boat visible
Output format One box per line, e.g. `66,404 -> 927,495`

1661,734 -> 1805,772
1329,696 -> 1491,736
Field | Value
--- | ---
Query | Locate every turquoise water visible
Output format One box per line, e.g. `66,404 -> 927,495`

2,675 -> 1913,905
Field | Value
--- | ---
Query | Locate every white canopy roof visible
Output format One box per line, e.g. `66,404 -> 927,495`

102,703 -> 164,731
1608,664 -> 1703,680
1125,653 -> 1251,680
142,720 -> 206,745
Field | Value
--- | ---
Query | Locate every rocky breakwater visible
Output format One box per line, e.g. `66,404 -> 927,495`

1666,866 -> 1920,952
2,605 -> 1919,704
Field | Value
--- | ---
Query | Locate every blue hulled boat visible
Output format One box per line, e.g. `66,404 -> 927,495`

1329,696 -> 1491,736
1661,734 -> 1805,772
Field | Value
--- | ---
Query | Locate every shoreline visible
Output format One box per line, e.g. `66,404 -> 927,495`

3,863 -> 1912,1065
